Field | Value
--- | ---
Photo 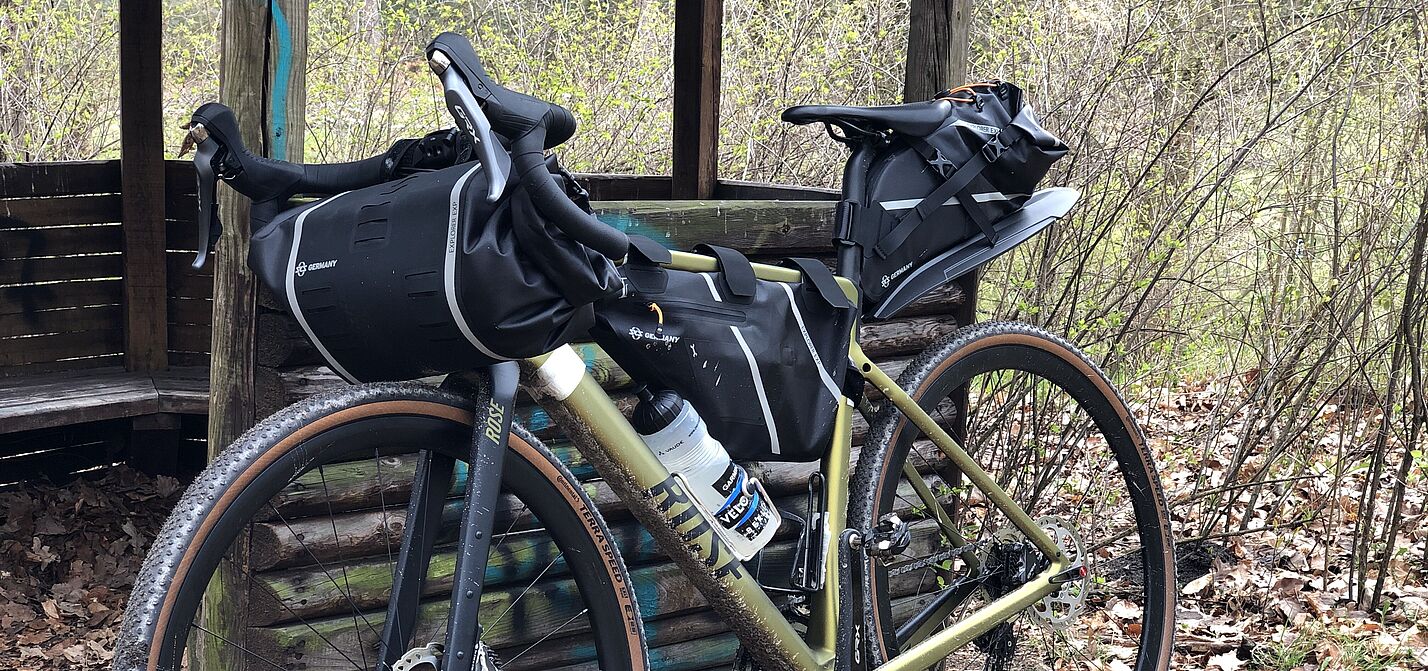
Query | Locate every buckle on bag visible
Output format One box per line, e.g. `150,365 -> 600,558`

980,135 -> 1009,163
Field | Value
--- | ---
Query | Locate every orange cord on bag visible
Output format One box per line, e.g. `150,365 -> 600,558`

939,82 -> 997,104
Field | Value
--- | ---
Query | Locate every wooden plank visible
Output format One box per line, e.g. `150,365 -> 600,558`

152,366 -> 211,414
0,254 -> 123,285
0,354 -> 124,379
168,252 -> 213,299
576,173 -> 672,200
118,0 -> 168,372
0,367 -> 158,433
159,171 -> 840,208
164,160 -> 197,193
860,314 -> 959,358
712,179 -> 839,201
0,224 -> 123,259
0,304 -> 124,338
164,215 -> 199,248
167,323 -> 212,355
168,296 -> 213,325
0,195 -> 123,227
0,329 -> 124,368
593,200 -> 834,254
0,280 -> 123,316
671,0 -> 724,199
0,161 -> 122,199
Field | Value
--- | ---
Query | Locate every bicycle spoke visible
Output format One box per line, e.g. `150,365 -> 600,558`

486,550 -> 564,631
504,607 -> 590,665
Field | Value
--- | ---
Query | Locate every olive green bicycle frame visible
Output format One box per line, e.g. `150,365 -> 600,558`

524,251 -> 1070,670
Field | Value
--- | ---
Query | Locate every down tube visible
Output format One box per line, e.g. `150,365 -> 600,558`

521,347 -> 829,671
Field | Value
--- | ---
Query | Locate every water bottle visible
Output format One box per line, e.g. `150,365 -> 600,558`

633,387 -> 780,560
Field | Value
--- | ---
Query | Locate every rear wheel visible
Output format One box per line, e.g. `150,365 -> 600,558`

851,322 -> 1175,670
115,383 -> 646,671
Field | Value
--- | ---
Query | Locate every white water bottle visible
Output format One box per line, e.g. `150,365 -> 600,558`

633,387 -> 780,560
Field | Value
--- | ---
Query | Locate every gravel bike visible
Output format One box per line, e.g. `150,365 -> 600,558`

116,32 -> 1175,671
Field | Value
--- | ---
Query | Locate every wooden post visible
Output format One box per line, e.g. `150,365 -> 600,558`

200,3 -> 306,668
903,0 -> 971,102
207,1 -> 265,461
208,0 -> 307,460
267,0 -> 308,162
905,0 -> 975,441
671,0 -> 723,200
904,0 -> 974,328
118,0 -> 167,372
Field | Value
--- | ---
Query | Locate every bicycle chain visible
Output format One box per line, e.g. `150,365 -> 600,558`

884,536 -> 994,578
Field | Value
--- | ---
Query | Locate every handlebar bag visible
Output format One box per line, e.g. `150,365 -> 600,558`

855,81 -> 1066,313
249,155 -> 622,382
590,238 -> 856,462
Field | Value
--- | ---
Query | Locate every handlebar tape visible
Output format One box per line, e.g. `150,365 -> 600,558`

511,126 -> 628,260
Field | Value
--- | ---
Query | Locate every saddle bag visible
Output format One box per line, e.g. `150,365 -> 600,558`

249,154 -> 622,382
591,239 -> 857,462
854,81 -> 1067,312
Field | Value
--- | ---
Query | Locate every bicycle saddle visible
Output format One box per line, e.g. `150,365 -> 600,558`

781,99 -> 951,136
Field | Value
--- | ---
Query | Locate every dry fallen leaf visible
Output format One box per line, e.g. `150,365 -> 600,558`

1205,650 -> 1244,671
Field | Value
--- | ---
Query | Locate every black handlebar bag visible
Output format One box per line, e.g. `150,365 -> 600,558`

591,239 -> 857,462
249,155 -> 621,382
856,81 -> 1067,312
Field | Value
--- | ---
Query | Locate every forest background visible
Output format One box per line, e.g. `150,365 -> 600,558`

2,0 -> 1426,668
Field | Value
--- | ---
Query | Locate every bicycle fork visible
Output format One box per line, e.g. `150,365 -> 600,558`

378,362 -> 521,671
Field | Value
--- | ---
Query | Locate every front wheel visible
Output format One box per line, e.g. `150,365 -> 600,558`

851,321 -> 1175,670
115,383 -> 646,671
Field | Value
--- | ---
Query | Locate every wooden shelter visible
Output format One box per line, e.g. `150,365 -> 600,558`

0,0 -> 973,666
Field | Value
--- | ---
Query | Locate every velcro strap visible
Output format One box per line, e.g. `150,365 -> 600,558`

627,234 -> 672,265
695,244 -> 757,298
784,258 -> 853,309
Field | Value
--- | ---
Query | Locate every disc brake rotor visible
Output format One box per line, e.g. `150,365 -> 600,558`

985,516 -> 1088,629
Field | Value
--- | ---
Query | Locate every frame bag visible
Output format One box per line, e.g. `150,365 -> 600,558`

591,239 -> 856,462
856,81 -> 1067,311
248,155 -> 622,382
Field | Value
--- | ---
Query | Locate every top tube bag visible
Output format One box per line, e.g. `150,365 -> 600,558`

854,81 -> 1067,313
248,154 -> 622,382
590,238 -> 857,462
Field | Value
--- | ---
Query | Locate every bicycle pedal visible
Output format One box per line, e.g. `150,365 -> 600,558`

859,513 -> 911,558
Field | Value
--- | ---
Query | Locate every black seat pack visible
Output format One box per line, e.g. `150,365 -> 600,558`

852,81 -> 1067,313
590,239 -> 857,462
249,154 -> 621,382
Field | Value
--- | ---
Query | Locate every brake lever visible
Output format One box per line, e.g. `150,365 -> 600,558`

430,50 -> 507,203
188,124 -> 224,270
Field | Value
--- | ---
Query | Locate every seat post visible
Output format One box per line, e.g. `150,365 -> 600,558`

834,140 -> 879,285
